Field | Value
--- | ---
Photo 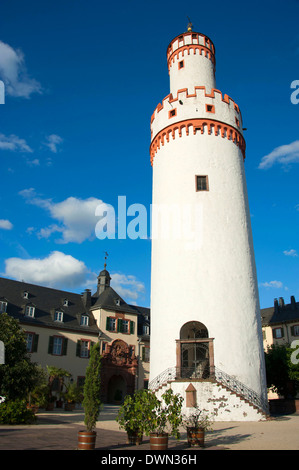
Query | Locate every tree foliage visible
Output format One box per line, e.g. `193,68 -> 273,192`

0,313 -> 39,400
82,342 -> 102,432
265,343 -> 299,398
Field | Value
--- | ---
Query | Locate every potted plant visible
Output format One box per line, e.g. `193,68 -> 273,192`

116,389 -> 149,445
182,406 -> 214,447
78,343 -> 102,450
46,366 -> 71,410
63,382 -> 82,411
143,388 -> 184,450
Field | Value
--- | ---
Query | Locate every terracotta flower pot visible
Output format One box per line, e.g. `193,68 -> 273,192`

77,430 -> 97,450
149,433 -> 168,450
187,427 -> 205,447
126,431 -> 143,445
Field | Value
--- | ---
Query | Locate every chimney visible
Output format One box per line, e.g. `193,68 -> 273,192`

291,295 -> 296,310
279,297 -> 285,308
274,298 -> 279,312
82,289 -> 91,308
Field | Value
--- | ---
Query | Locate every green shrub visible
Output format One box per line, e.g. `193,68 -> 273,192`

0,399 -> 36,424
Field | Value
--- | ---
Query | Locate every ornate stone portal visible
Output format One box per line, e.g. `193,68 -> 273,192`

100,339 -> 138,403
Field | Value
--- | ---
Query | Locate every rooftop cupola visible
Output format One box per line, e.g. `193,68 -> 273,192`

97,252 -> 111,295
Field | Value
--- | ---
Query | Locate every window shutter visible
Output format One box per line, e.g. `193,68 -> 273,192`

291,326 -> 295,336
33,334 -> 39,353
48,336 -> 54,354
142,346 -> 145,361
106,317 -> 110,331
76,340 -> 81,357
117,319 -> 123,332
130,321 -> 135,334
62,337 -> 68,355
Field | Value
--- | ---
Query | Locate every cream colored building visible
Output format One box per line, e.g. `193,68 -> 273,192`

0,268 -> 150,403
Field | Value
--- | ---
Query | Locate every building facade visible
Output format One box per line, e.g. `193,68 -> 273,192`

149,25 -> 268,420
0,269 -> 150,403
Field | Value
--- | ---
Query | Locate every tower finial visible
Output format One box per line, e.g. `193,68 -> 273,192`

187,17 -> 193,32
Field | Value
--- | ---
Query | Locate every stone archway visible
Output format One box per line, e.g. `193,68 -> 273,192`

107,374 -> 127,403
100,339 -> 138,403
176,321 -> 214,379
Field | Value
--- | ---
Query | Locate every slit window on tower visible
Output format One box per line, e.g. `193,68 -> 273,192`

178,60 -> 184,69
196,175 -> 209,191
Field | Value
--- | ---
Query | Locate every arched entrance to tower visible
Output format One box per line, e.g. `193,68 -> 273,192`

176,321 -> 215,379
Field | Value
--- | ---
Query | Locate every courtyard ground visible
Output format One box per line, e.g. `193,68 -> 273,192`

0,404 -> 298,451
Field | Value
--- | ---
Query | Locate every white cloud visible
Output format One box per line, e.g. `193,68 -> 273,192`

111,273 -> 145,301
283,249 -> 298,257
43,134 -> 63,153
0,40 -> 42,98
258,141 -> 299,169
0,219 -> 13,230
0,133 -> 33,153
259,280 -> 284,289
4,251 -> 88,289
19,188 -> 107,243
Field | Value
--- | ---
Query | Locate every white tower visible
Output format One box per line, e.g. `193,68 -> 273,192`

149,25 -> 268,419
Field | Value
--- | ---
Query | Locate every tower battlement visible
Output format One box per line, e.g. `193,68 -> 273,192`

167,31 -> 216,73
150,86 -> 245,165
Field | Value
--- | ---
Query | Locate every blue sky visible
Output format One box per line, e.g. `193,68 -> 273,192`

0,0 -> 298,309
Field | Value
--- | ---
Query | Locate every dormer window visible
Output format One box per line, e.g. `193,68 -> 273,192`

63,299 -> 69,307
80,315 -> 89,326
54,311 -> 64,322
23,291 -> 29,299
0,301 -> 7,313
115,299 -> 121,307
25,305 -> 35,317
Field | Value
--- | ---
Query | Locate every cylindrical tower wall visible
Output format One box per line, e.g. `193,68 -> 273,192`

150,128 -> 266,397
149,30 -> 267,402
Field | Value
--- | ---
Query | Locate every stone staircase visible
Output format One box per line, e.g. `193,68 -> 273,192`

149,367 -> 269,421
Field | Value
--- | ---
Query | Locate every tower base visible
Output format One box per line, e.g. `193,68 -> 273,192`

151,376 -> 269,421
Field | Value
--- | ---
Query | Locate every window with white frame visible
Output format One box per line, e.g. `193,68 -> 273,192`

106,317 -> 116,331
54,311 -> 63,322
122,319 -> 129,333
0,301 -> 7,313
53,336 -> 63,355
80,315 -> 89,326
292,325 -> 299,336
80,340 -> 89,358
25,305 -> 35,317
26,332 -> 39,353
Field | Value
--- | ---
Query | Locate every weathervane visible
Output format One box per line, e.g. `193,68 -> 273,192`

104,251 -> 108,269
187,17 -> 193,32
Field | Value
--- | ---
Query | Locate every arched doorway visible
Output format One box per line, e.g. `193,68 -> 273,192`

176,321 -> 214,379
107,374 -> 127,403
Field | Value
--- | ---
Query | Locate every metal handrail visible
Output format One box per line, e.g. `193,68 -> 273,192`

148,365 -> 269,415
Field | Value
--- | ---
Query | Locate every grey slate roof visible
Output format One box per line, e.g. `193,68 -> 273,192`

0,276 -> 150,335
0,277 -> 99,334
261,296 -> 299,326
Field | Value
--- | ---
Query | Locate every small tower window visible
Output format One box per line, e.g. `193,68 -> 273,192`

168,108 -> 177,118
196,175 -> 209,192
206,104 -> 215,113
178,60 -> 184,70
